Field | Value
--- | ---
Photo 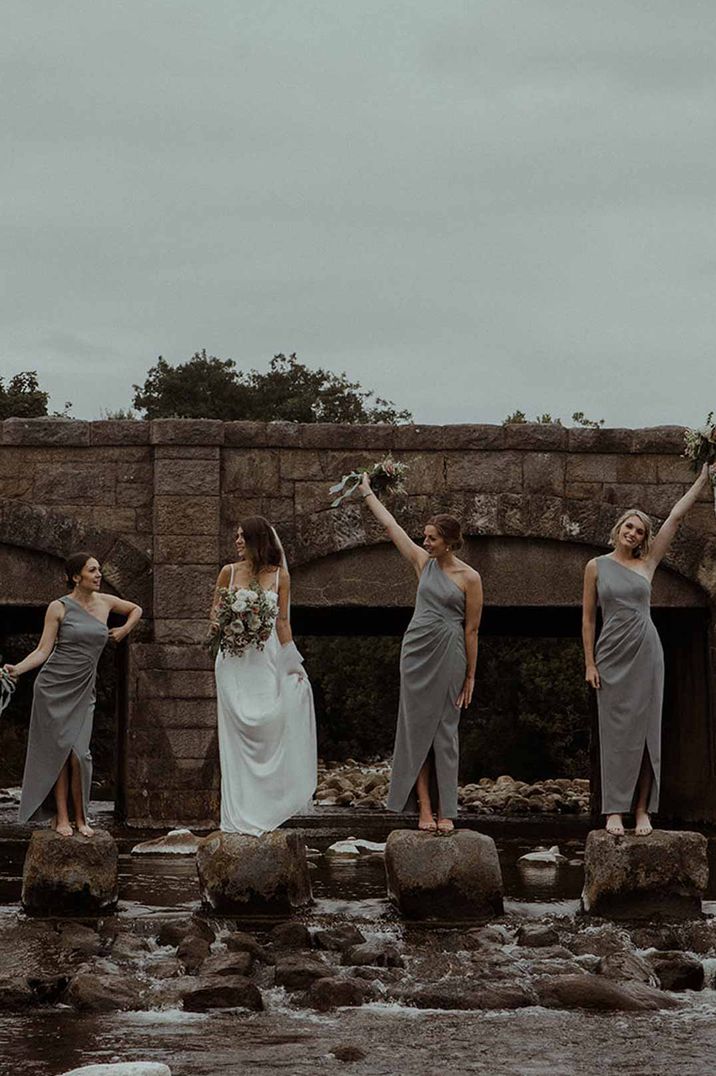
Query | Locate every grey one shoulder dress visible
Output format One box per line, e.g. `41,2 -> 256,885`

18,596 -> 108,823
595,555 -> 663,814
387,558 -> 467,818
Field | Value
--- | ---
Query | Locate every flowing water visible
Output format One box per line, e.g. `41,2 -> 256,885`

2,804 -> 716,1075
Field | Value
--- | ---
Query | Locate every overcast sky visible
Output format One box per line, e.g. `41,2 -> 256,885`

2,1 -> 715,425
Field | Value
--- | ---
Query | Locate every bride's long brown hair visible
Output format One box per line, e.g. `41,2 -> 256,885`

240,516 -> 283,573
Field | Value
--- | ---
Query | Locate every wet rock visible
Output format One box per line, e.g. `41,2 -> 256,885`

385,829 -> 504,920
647,951 -> 704,992
680,921 -> 716,955
574,954 -> 601,973
349,966 -> 406,985
27,974 -> 70,1004
201,951 -> 253,978
156,918 -> 214,949
516,924 -> 560,948
581,830 -> 708,920
306,976 -> 375,1011
597,951 -> 657,985
22,829 -> 118,916
145,957 -> 183,980
111,932 -> 149,962
57,923 -> 103,957
176,933 -> 211,973
269,921 -> 312,950
313,925 -> 366,952
196,830 -> 312,915
331,1046 -> 368,1063
182,975 -> 263,1012
405,981 -> 535,1010
65,970 -> 145,1012
225,931 -> 272,963
565,926 -> 631,958
629,925 -> 681,951
131,828 -> 200,855
341,941 -> 405,968
459,925 -> 514,950
0,975 -> 36,1011
274,954 -> 332,990
59,1065 -> 172,1076
535,973 -> 681,1011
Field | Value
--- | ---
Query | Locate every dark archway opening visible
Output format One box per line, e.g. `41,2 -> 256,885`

0,604 -> 129,811
293,603 -> 713,821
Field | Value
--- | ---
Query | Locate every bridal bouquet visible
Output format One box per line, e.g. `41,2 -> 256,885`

684,413 -> 716,513
208,583 -> 278,659
329,454 -> 408,508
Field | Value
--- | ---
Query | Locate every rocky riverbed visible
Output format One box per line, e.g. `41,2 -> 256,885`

314,762 -> 591,815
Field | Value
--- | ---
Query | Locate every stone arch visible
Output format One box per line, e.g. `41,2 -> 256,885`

0,498 -> 151,608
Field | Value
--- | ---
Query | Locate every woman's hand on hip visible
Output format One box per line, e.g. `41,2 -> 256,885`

585,664 -> 601,689
456,676 -> 474,709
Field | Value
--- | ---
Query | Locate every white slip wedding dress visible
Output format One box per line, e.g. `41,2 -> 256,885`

215,565 -> 317,834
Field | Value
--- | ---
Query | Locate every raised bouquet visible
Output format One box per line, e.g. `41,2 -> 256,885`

329,454 -> 408,508
208,583 -> 278,659
683,413 -> 716,514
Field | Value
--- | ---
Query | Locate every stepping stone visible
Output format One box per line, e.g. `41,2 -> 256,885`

60,1066 -> 171,1075
384,829 -> 504,920
581,829 -> 708,920
196,830 -> 312,915
22,829 -> 118,916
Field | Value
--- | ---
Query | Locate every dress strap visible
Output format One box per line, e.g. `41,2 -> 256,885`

229,563 -> 236,589
274,567 -> 280,591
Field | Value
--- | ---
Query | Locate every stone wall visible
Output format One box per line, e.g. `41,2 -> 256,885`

1,417 -> 714,826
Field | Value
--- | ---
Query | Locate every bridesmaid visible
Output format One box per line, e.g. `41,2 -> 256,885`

359,474 -> 483,833
3,552 -> 142,836
582,463 -> 715,836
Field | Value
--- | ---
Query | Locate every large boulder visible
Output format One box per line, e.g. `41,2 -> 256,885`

581,830 -> 708,920
196,830 -> 312,915
647,951 -> 705,992
384,829 -> 503,920
22,830 -> 118,916
182,976 -> 263,1012
59,1066 -> 172,1076
65,970 -> 146,1012
535,974 -> 681,1012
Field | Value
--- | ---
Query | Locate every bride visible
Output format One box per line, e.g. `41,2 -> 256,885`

211,516 -> 317,834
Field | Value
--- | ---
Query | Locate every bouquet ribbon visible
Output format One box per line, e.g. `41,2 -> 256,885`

0,670 -> 16,717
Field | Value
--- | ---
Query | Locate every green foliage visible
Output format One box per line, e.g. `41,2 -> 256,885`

99,407 -> 138,420
503,408 -> 604,428
132,351 -> 412,424
298,633 -> 590,779
0,371 -> 49,419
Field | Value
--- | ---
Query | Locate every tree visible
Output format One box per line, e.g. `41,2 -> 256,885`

503,409 -> 604,428
0,371 -> 49,419
132,351 -> 412,424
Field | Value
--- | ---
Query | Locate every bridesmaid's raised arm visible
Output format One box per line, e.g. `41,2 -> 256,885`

647,462 -> 715,567
104,595 -> 142,645
359,472 -> 428,578
582,558 -> 601,690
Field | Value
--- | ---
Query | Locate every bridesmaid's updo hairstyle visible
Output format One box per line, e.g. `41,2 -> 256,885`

609,509 -> 653,559
65,551 -> 95,590
427,514 -> 463,551
240,516 -> 283,572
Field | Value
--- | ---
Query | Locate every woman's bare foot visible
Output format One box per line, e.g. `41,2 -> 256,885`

417,797 -> 437,832
436,818 -> 454,834
51,816 -> 73,838
605,814 -> 624,836
76,822 -> 95,838
635,810 -> 652,836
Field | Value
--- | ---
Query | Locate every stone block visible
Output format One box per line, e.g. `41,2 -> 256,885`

523,453 -> 565,496
125,789 -> 219,828
22,829 -> 118,916
384,829 -> 504,920
615,456 -> 658,483
504,423 -> 569,451
89,419 -> 151,445
136,699 -> 218,729
565,481 -> 603,501
154,459 -> 220,496
196,830 -> 312,914
154,534 -> 219,563
224,420 -> 270,446
33,462 -> 117,505
294,482 -> 333,517
658,456 -> 695,483
632,426 -> 687,453
154,496 -> 219,535
567,428 -> 634,453
150,419 -> 225,445
566,454 -> 619,483
603,483 -> 685,518
393,425 -> 506,451
155,445 -> 221,459
222,450 -> 281,494
137,669 -> 216,700
115,482 -> 152,507
279,449 -> 325,481
153,564 -> 216,618
133,643 -> 212,670
299,423 -> 394,450
581,830 -> 708,920
446,452 -> 522,493
153,619 -> 211,645
2,418 -> 90,445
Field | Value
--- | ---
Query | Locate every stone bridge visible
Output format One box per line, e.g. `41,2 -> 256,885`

0,417 -> 714,826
